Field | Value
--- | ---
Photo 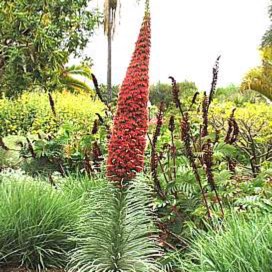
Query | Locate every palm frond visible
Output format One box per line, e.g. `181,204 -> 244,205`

64,65 -> 93,78
61,75 -> 94,95
241,47 -> 272,101
241,67 -> 272,101
60,64 -> 95,95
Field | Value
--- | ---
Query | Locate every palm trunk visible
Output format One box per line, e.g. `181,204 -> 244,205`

107,4 -> 112,103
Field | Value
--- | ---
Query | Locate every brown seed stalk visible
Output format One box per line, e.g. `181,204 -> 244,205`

48,92 -> 56,117
181,113 -> 212,219
168,116 -> 177,179
203,139 -> 224,217
151,102 -> 165,198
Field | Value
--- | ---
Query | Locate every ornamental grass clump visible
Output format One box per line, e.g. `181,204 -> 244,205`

107,5 -> 151,183
179,213 -> 272,272
0,174 -> 81,270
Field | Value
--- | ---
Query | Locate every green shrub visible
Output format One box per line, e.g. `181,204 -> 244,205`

68,181 -> 162,272
214,84 -> 266,105
176,213 -> 272,272
0,171 -> 82,270
0,91 -> 105,136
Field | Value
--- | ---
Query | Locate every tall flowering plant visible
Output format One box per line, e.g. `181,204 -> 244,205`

107,7 -> 151,183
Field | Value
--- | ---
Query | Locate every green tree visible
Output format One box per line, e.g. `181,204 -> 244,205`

262,1 -> 272,46
149,81 -> 198,107
0,0 -> 100,97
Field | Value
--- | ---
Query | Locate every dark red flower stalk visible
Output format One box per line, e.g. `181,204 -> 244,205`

181,113 -> 212,219
91,73 -> 107,105
168,116 -> 175,133
151,102 -> 165,198
83,153 -> 93,178
107,8 -> 151,183
93,141 -> 103,170
48,93 -> 56,117
169,76 -> 185,117
208,56 -> 221,106
203,139 -> 216,191
169,76 -> 180,108
225,109 -> 239,144
232,119 -> 239,143
168,116 -> 177,179
201,57 -> 220,139
203,139 -> 224,217
201,92 -> 209,137
152,102 -> 164,147
189,91 -> 200,111
225,109 -> 239,174
92,119 -> 99,135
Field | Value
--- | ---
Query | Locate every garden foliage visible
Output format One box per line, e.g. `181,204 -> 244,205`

0,171 -> 82,270
0,91 -> 105,136
0,0 -> 100,97
69,180 -> 162,272
0,1 -> 272,271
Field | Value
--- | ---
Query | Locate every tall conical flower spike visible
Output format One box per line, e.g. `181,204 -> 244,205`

107,9 -> 151,184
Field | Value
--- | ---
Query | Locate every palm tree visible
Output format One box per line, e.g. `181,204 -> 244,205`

103,0 -> 144,103
104,0 -> 119,103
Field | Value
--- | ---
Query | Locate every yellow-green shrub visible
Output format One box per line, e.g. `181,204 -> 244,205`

0,91 -> 105,136
210,100 -> 272,142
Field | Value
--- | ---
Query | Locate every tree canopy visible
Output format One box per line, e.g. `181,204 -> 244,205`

0,0 -> 100,97
262,1 -> 272,46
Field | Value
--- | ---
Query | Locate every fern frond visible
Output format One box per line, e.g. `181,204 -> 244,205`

235,195 -> 272,213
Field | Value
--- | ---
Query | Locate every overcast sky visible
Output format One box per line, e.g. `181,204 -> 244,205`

85,0 -> 270,91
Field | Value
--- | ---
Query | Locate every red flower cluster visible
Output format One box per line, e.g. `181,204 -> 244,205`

107,11 -> 151,183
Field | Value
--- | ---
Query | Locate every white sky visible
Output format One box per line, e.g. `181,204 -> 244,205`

84,0 -> 270,91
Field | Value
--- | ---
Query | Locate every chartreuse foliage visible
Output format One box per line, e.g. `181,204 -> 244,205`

241,47 -> 272,101
175,213 -> 272,272
211,100 -> 272,142
211,101 -> 272,171
68,180 -> 162,272
0,171 -> 82,270
0,91 -> 105,136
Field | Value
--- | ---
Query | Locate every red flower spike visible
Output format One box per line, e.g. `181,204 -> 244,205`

107,10 -> 151,184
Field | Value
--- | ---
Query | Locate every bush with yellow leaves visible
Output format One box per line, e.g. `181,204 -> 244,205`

0,91 -> 105,137
211,100 -> 272,176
